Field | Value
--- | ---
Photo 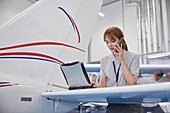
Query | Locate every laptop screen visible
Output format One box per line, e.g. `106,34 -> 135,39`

60,61 -> 91,88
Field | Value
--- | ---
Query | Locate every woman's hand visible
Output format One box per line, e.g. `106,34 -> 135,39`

114,44 -> 124,63
91,77 -> 107,88
91,82 -> 97,88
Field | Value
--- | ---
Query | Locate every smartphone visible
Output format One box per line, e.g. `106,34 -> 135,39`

117,38 -> 124,46
116,38 -> 124,52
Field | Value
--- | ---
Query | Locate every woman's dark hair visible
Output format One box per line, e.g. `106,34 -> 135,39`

104,27 -> 128,51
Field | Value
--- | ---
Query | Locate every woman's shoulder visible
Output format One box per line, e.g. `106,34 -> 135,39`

125,51 -> 138,57
124,51 -> 139,62
101,54 -> 114,64
101,54 -> 113,61
100,54 -> 113,66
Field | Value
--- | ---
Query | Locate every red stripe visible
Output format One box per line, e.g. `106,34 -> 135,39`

69,16 -> 81,43
0,84 -> 19,87
0,84 -> 13,87
0,52 -> 64,64
0,42 -> 85,52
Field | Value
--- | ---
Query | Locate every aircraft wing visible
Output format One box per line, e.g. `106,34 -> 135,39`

42,82 -> 170,104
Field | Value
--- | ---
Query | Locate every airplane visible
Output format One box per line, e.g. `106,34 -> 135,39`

0,0 -> 170,113
0,0 -> 102,112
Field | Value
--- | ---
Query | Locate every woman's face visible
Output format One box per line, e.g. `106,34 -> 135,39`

105,35 -> 119,53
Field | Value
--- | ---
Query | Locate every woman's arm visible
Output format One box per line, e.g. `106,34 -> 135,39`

120,60 -> 138,85
114,44 -> 138,85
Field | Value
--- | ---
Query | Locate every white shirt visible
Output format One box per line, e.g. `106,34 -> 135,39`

100,50 -> 139,87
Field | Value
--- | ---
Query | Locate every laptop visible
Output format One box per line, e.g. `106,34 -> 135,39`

60,61 -> 92,90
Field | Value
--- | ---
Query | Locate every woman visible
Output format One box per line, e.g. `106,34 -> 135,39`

91,27 -> 142,113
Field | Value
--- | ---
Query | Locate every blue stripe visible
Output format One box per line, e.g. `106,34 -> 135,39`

112,62 -> 121,83
0,57 -> 61,64
58,7 -> 75,30
0,82 -> 10,84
